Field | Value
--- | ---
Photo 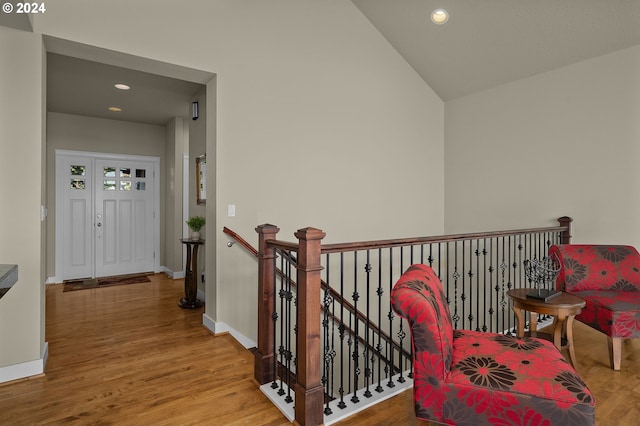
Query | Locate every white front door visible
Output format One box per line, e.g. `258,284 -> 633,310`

94,159 -> 155,277
58,156 -> 94,280
56,151 -> 159,281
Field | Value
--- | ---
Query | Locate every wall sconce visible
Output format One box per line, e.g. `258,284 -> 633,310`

192,101 -> 199,120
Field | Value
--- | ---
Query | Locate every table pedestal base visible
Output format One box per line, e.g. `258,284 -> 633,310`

179,238 -> 205,310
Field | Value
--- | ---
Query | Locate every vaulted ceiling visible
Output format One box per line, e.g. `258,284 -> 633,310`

352,0 -> 640,100
35,1 -> 640,126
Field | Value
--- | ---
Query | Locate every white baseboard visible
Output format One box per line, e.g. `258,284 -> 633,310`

163,267 -> 185,279
202,314 -> 256,349
0,342 -> 48,384
261,370 -> 412,425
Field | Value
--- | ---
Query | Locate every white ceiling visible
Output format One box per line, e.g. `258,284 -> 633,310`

47,53 -> 205,126
351,0 -> 640,101
42,1 -> 640,125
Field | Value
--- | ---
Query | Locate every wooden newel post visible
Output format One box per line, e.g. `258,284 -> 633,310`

294,227 -> 326,426
255,224 -> 280,385
558,216 -> 573,244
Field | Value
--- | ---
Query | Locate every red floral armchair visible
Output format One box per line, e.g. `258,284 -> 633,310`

550,244 -> 640,370
391,264 -> 595,426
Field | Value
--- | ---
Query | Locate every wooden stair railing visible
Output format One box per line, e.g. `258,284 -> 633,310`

227,217 -> 574,426
222,226 -> 410,370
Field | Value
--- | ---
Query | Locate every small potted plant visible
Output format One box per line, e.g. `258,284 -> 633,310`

186,216 -> 206,240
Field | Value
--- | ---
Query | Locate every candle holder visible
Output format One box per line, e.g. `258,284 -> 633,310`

523,255 -> 562,301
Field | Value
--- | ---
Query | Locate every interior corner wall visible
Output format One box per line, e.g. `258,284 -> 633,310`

444,44 -> 640,247
165,117 -> 188,275
32,0 -> 445,344
0,27 -> 46,375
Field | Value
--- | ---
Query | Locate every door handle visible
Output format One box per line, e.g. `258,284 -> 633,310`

97,222 -> 102,227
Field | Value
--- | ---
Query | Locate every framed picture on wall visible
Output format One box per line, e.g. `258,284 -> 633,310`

196,154 -> 206,205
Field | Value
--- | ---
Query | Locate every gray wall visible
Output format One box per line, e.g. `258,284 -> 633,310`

0,27 -> 46,373
33,0 -> 445,346
445,44 -> 640,247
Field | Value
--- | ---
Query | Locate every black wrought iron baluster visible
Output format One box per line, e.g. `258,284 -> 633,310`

396,247 -> 407,383
322,253 -> 333,416
363,250 -> 372,398
469,240 -> 480,331
545,232 -> 554,295
482,239 -> 488,332
271,252 -> 279,391
397,247 -> 406,384
277,251 -> 286,397
509,237 -> 518,334
350,251 -> 360,404
337,252 -> 346,409
517,235 -> 524,290
375,247 -> 384,393
500,237 -> 508,334
329,275 -> 337,406
489,238 -> 496,333
386,247 -> 395,389
452,241 -> 460,329
284,251 -> 293,403
436,243 -> 441,282
461,241 -> 467,330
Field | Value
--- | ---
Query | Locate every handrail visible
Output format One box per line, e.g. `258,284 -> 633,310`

223,226 -> 258,256
274,224 -> 570,254
222,226 -> 411,363
227,222 -> 572,257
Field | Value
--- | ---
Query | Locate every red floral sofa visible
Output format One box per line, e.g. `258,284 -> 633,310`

391,264 -> 595,426
550,244 -> 640,370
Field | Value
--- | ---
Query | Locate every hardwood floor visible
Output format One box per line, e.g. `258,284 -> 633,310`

0,274 -> 637,425
0,274 -> 290,425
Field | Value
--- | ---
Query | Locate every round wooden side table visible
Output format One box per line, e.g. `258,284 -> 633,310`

507,288 -> 585,370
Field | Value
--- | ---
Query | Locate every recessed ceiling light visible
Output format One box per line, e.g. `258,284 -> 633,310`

108,107 -> 122,112
114,83 -> 130,90
431,8 -> 449,24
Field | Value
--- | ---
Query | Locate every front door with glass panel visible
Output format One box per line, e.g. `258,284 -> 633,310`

57,152 -> 158,281
95,159 -> 155,277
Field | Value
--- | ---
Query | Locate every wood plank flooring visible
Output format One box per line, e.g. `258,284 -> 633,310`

0,273 -> 637,425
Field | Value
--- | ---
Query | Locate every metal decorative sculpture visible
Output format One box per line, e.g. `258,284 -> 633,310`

523,254 -> 562,301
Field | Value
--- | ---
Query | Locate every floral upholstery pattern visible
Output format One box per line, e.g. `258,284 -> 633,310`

550,245 -> 640,338
550,244 -> 640,369
391,264 -> 595,426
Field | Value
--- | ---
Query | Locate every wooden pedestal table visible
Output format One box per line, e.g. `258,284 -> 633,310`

179,238 -> 204,309
507,288 -> 585,370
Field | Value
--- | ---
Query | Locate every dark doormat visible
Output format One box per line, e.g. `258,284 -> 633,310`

63,273 -> 151,292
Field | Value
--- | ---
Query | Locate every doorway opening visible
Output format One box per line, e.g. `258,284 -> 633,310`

45,36 -> 215,284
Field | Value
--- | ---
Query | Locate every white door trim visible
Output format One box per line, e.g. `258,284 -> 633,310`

55,149 -> 161,281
